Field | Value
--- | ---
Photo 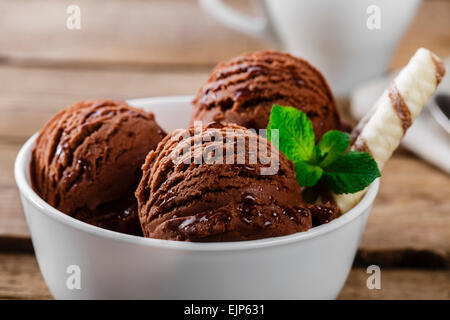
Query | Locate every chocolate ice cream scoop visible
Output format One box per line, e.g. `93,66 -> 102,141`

192,50 -> 344,140
136,122 -> 313,242
30,100 -> 166,235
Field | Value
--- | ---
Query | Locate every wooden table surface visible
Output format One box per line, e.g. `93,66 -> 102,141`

0,0 -> 449,299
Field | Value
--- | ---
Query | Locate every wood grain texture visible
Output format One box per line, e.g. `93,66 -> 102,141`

0,0 -> 448,69
357,151 -> 450,268
0,254 -> 52,299
0,0 -> 266,66
0,65 -> 209,140
1,253 -> 448,300
0,143 -> 26,238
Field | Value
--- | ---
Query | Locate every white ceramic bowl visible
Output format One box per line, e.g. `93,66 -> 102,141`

15,96 -> 379,299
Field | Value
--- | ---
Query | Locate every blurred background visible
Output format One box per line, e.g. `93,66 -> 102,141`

0,0 -> 449,299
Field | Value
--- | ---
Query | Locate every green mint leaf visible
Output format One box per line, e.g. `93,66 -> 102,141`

315,130 -> 350,167
267,105 -> 315,162
266,104 -> 380,194
294,161 -> 323,187
321,151 -> 380,194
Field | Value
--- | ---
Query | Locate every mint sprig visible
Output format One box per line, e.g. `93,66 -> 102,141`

267,105 -> 380,194
315,130 -> 350,167
321,152 -> 381,194
267,105 -> 315,161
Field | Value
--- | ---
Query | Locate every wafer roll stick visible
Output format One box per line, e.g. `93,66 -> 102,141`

334,48 -> 446,213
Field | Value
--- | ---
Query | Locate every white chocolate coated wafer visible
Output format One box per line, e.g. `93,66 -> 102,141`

334,48 -> 446,213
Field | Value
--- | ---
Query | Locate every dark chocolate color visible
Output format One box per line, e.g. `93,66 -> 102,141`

30,100 -> 166,235
137,122 -> 326,242
192,51 -> 344,140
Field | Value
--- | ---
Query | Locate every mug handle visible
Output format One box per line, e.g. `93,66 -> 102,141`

199,0 -> 276,41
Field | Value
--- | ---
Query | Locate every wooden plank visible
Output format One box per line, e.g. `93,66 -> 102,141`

0,0 -> 266,66
0,143 -> 26,239
357,151 -> 450,268
0,253 -> 448,299
0,253 -> 52,299
0,0 -> 448,69
0,65 -> 210,139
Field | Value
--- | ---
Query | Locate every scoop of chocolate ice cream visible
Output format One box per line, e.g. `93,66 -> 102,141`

136,122 -> 313,242
192,50 -> 343,140
30,100 -> 166,235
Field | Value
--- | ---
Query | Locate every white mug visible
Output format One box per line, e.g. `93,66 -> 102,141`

199,0 -> 422,97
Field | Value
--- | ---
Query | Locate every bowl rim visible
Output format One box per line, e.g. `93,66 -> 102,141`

14,95 -> 379,252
